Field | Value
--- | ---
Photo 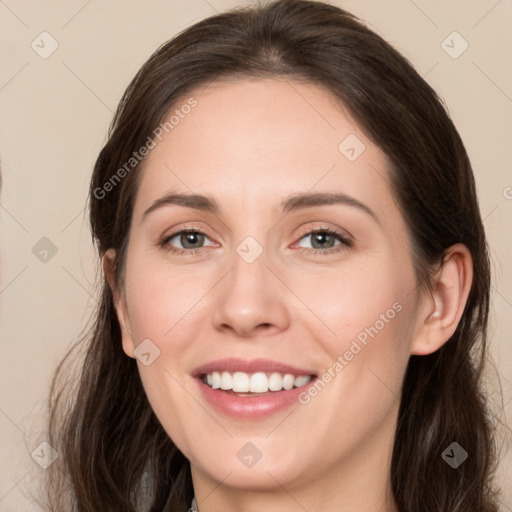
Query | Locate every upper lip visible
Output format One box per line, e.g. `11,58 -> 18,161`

192,358 -> 317,377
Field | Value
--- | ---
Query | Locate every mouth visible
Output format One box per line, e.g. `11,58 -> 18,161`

192,358 -> 318,418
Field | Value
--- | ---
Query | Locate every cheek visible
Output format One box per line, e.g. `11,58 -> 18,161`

287,270 -> 415,469
291,255 -> 417,407
123,257 -> 207,343
293,255 -> 415,347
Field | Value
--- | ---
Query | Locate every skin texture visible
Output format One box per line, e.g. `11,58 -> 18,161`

103,78 -> 473,512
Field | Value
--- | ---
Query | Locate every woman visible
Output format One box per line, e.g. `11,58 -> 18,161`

45,0 -> 502,510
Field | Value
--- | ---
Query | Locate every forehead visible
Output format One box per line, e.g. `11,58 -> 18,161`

133,78 -> 397,223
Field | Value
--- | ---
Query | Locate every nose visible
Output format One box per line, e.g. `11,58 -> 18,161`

211,248 -> 290,339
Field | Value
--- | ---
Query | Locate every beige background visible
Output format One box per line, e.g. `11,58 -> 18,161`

0,0 -> 511,510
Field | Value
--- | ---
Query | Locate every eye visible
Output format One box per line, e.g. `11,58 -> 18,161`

160,227 -> 214,255
295,227 -> 353,256
159,225 -> 353,257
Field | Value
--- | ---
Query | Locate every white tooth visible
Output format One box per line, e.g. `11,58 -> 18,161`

209,371 -> 310,392
211,371 -> 221,389
268,372 -> 284,391
220,371 -> 233,390
232,372 -> 250,392
283,374 -> 295,390
294,375 -> 311,387
249,372 -> 269,393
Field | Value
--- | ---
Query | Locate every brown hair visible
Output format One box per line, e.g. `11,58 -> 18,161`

46,1 -> 503,510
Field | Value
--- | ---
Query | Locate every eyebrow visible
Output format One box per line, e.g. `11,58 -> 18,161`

142,191 -> 379,224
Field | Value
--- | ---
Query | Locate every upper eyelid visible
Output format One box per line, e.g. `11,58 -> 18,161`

295,223 -> 352,240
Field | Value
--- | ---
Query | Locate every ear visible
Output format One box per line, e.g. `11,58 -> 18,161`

410,243 -> 473,356
102,249 -> 135,359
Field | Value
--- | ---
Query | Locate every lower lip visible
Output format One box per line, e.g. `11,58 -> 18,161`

196,378 -> 316,420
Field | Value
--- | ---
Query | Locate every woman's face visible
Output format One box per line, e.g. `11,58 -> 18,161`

114,78 -> 426,499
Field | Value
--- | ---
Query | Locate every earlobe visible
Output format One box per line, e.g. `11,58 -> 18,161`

101,249 -> 136,359
411,244 -> 473,356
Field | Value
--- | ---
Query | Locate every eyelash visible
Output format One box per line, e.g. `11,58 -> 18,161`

159,225 -> 353,257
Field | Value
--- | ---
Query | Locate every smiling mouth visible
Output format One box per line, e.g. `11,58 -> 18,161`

200,371 -> 316,395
